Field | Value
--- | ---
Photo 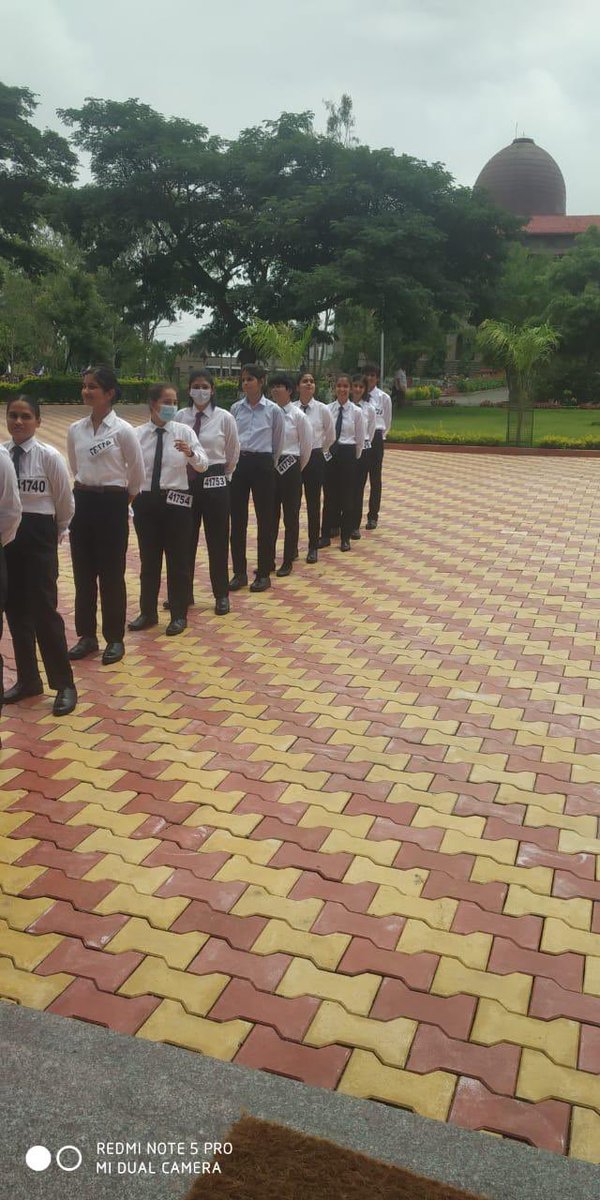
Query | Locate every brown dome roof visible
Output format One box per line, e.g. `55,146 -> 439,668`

475,137 -> 566,218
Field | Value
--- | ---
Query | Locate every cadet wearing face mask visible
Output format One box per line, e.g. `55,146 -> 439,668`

176,370 -> 240,616
129,383 -> 207,636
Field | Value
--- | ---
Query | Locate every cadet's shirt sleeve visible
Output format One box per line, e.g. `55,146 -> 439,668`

224,412 -> 241,477
0,447 -> 21,546
272,404 -> 286,462
322,404 -> 336,452
120,422 -> 147,495
66,423 -> 78,477
354,407 -> 366,459
382,392 -> 392,437
47,448 -> 75,535
182,425 -> 208,474
297,410 -> 313,471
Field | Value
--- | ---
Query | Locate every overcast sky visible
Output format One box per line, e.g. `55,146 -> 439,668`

2,0 -> 599,341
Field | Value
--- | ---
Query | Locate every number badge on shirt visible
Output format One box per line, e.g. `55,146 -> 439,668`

203,475 -> 227,490
89,437 -> 116,458
276,455 -> 296,476
18,477 -> 47,493
166,490 -> 193,508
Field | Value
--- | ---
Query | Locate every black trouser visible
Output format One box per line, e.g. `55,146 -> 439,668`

5,513 -> 73,691
367,429 -> 384,521
0,544 -> 6,714
354,447 -> 372,532
69,489 -> 129,643
230,452 -> 276,578
188,467 -> 230,603
322,445 -> 357,541
273,457 -> 302,567
132,491 -> 192,621
302,448 -> 325,551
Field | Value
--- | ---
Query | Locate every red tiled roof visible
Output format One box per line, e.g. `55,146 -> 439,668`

525,215 -> 600,235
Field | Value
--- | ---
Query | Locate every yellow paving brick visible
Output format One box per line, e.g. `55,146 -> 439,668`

298,807 -> 374,838
518,1049 -> 600,1112
570,1107 -> 600,1164
471,998 -> 579,1067
471,857 -> 553,896
366,766 -> 434,790
276,783 -> 350,814
584,957 -> 600,996
432,958 -> 532,1014
182,805 -> 261,836
104,918 -> 206,969
0,811 -> 36,837
45,745 -> 116,767
387,785 -> 457,814
136,731 -> 203,751
559,830 -> 600,857
0,836 -> 37,864
338,1050 -> 455,1120
505,886 -> 592,932
231,887 -> 323,931
344,857 -> 427,896
0,789 -> 26,813
74,829 -> 160,864
471,765 -> 536,789
232,729 -> 296,751
121,697 -> 183,716
248,746 -> 313,769
0,957 -> 71,1007
51,764 -> 128,788
277,958 -> 380,1015
157,764 -> 227,788
541,918 -> 600,959
95,884 -> 189,929
0,922 -> 62,969
445,747 -> 507,770
524,806 -> 597,838
0,894 -> 56,930
145,746 -> 217,767
215,858 -> 300,896
411,809 -> 485,837
67,804 -> 148,836
397,920 -> 491,969
440,830 -> 518,866
319,830 -> 398,866
56,784 -> 136,811
305,1001 -> 416,1068
137,998 -> 250,1058
572,764 -> 600,786
262,764 -> 330,789
0,864 -> 46,894
119,956 -> 229,1014
251,921 -> 349,970
368,888 -> 457,930
221,714 -> 283,735
494,785 -> 566,814
346,746 -> 410,771
83,857 -> 174,895
200,830 -> 281,864
327,729 -> 389,752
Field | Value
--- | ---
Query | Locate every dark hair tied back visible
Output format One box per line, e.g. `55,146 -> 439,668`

9,393 -> 41,419
84,365 -> 122,404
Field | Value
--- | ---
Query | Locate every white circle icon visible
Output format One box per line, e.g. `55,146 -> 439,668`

56,1145 -> 83,1172
26,1145 -> 52,1172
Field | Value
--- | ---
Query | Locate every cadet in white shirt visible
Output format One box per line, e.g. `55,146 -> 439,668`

0,441 -> 22,718
67,366 -> 146,666
320,374 -> 365,552
3,396 -> 77,716
295,371 -> 335,563
364,361 -> 392,529
176,369 -> 240,616
351,373 -> 377,540
269,373 -> 312,577
130,383 -> 207,637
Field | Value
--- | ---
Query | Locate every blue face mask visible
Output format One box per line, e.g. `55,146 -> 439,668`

158,404 -> 178,423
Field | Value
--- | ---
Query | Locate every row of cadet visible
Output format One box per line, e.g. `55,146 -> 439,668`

0,361 -> 392,719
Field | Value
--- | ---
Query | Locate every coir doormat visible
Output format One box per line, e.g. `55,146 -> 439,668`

185,1115 -> 489,1200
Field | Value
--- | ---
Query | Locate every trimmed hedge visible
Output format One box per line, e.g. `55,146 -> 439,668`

455,376 -> 505,393
387,428 -> 504,446
0,375 -> 240,405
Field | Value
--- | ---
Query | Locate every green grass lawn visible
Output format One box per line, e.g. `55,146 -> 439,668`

390,405 -> 600,445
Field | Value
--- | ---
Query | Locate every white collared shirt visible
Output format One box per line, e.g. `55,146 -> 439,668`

369,386 -> 392,436
0,445 -> 22,546
135,421 -> 208,491
280,403 -> 312,470
177,405 -> 240,475
3,437 -> 74,534
67,409 -> 146,493
328,401 -> 366,459
359,400 -> 377,444
294,397 -> 335,453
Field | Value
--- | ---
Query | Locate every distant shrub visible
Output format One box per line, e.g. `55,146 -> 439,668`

0,375 -> 240,405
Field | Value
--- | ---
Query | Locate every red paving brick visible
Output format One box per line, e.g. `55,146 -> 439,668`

234,1025 -> 350,1088
188,939 -> 291,990
35,939 -> 143,991
49,977 -> 160,1034
371,978 -> 477,1039
209,978 -> 320,1040
488,938 -> 585,992
449,1079 -> 570,1155
407,1025 -> 521,1096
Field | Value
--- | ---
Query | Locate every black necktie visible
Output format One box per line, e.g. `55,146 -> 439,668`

193,410 -> 202,436
335,405 -> 344,441
151,427 -> 165,493
301,404 -> 310,413
11,445 -> 23,478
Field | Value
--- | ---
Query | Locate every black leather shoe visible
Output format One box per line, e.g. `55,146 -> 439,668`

3,681 -> 44,704
249,575 -> 271,593
350,530 -> 362,540
276,562 -> 293,577
52,686 -> 78,717
128,614 -> 158,631
317,537 -> 331,549
306,548 -> 318,564
366,518 -> 378,530
214,597 -> 230,616
102,641 -> 125,665
165,617 -> 187,636
229,574 -> 248,591
340,539 -> 351,551
68,637 -> 99,661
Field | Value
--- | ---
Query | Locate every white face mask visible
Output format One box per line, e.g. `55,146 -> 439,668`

190,387 -> 212,408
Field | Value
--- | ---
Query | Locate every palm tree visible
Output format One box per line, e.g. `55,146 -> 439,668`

477,319 -> 559,445
242,320 -> 314,371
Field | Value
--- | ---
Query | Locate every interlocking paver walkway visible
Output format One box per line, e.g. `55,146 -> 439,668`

1,406 -> 600,1164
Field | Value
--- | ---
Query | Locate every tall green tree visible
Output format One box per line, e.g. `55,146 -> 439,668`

477,319 -> 559,442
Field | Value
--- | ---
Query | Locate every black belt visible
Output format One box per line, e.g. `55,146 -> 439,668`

74,483 -> 128,494
239,451 -> 273,460
138,488 -> 190,498
205,463 -> 227,476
